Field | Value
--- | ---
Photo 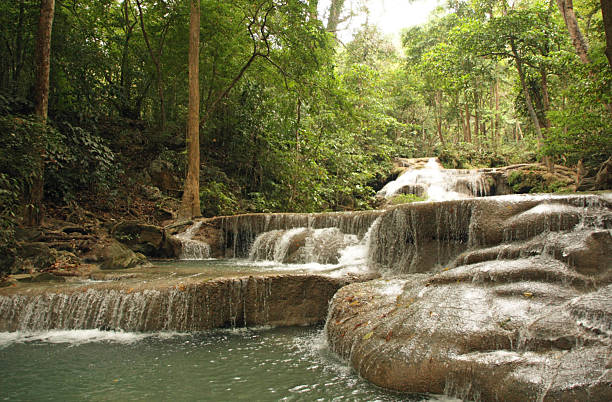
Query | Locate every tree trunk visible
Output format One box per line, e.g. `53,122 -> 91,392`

326,0 -> 346,34
25,0 -> 55,226
136,0 -> 166,128
459,109 -> 467,142
178,0 -> 201,220
540,68 -> 551,129
464,102 -> 472,143
435,91 -> 445,146
13,0 -> 26,93
556,0 -> 590,64
119,0 -> 138,119
510,40 -> 544,144
602,0 -> 612,69
494,78 -> 500,148
474,92 -> 480,144
34,0 -> 54,121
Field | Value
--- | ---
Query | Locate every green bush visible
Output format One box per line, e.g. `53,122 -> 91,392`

200,181 -> 239,217
45,122 -> 120,202
0,115 -> 121,206
389,193 -> 426,205
507,171 -> 545,193
437,142 -> 537,169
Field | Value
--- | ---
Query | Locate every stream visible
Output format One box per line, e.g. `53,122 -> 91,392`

2,159 -> 609,400
2,326 -> 421,401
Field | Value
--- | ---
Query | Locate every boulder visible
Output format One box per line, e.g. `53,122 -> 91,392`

594,157 -> 612,190
327,264 -> 612,401
15,242 -> 57,270
112,221 -> 176,258
149,159 -> 180,191
94,240 -> 148,270
327,194 -> 612,400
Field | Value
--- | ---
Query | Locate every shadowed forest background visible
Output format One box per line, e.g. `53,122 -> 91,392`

1,0 -> 610,230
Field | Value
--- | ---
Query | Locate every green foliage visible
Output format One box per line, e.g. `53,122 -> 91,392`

438,141 -> 538,169
388,193 -> 426,205
200,181 -> 239,218
0,116 -> 41,272
543,54 -> 612,168
508,170 -> 546,193
0,0 -> 608,220
507,169 -> 572,194
45,122 -> 120,202
0,172 -> 19,275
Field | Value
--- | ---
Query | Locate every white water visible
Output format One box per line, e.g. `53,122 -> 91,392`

176,221 -> 212,260
246,217 -> 381,277
378,158 -> 490,201
0,329 -> 176,347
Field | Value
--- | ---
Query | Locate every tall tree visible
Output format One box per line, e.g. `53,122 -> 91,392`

556,0 -> 590,63
25,0 -> 55,226
135,0 -> 172,128
179,0 -> 201,219
326,0 -> 346,34
603,0 -> 612,68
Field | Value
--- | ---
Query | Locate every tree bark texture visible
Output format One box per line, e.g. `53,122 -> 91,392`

602,0 -> 612,69
556,0 -> 590,64
34,0 -> 54,121
179,0 -> 201,220
25,0 -> 55,226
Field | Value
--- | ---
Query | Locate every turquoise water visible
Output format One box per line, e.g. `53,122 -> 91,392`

0,326 -> 445,401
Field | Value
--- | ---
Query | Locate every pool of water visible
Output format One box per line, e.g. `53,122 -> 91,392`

0,326 -> 448,401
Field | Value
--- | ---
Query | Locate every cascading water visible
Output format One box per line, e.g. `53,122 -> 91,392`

0,273 -> 349,332
176,221 -> 211,260
2,159 -> 611,401
248,227 -> 360,265
378,157 -> 491,201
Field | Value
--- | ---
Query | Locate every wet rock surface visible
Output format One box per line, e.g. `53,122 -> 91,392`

0,273 -> 371,332
327,194 -> 612,401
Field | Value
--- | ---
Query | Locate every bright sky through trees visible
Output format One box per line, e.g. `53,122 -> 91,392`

318,0 -> 442,43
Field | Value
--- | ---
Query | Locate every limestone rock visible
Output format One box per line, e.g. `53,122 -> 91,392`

0,273 -> 372,331
112,221 -> 176,258
594,157 -> 612,190
327,265 -> 611,401
149,159 -> 180,191
15,242 -> 56,270
95,240 -> 148,270
327,194 -> 612,401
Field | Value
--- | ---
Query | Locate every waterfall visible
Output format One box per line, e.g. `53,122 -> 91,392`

378,158 -> 492,201
0,275 -> 349,332
248,227 -> 359,265
368,194 -> 612,275
222,210 -> 382,258
176,221 -> 211,260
